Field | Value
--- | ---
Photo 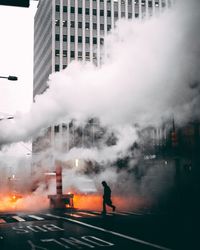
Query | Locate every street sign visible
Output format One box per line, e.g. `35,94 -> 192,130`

0,0 -> 30,7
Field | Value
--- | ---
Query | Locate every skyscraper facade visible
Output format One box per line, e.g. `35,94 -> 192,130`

34,0 -> 174,98
32,0 -> 175,177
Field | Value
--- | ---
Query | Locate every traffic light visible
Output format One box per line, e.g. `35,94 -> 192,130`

0,0 -> 30,7
171,131 -> 178,147
171,117 -> 178,147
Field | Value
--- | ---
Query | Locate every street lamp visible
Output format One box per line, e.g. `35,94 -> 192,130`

0,75 -> 18,81
0,116 -> 14,121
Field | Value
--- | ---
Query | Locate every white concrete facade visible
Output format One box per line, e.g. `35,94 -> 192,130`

33,0 -> 174,149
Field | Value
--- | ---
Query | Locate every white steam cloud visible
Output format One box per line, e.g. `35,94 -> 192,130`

0,0 -> 199,146
0,0 -> 200,205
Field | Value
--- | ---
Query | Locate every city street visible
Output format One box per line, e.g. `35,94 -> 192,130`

0,208 -> 197,250
0,1 -> 200,250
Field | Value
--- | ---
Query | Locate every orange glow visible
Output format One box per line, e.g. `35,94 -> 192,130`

0,193 -> 49,212
73,193 -> 149,212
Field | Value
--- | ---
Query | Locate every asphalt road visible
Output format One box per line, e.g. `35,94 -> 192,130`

0,209 -> 198,250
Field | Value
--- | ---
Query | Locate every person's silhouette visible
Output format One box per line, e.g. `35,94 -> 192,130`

101,181 -> 116,215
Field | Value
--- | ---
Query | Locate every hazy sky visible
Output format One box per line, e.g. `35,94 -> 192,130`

0,2 -> 37,118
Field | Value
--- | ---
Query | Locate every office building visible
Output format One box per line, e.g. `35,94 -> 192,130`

34,0 -> 174,97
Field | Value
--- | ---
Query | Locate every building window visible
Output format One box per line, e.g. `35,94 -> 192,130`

78,51 -> 82,58
63,6 -> 67,12
86,8 -> 90,15
85,22 -> 90,29
55,19 -> 60,26
114,11 -> 118,17
100,38 -> 104,45
71,51 -> 75,58
55,50 -> 59,56
142,0 -> 146,6
63,35 -> 67,41
71,21 -> 75,27
78,8 -> 82,14
78,36 -> 82,43
78,22 -> 82,28
93,23 -> 97,29
93,53 -> 97,59
107,10 -> 111,17
148,1 -> 152,7
135,13 -> 139,18
70,36 -> 75,42
63,50 -> 67,57
86,52 -> 90,58
100,10 -> 104,16
86,37 -> 90,43
93,9 -> 97,16
107,24 -> 111,31
100,24 -> 104,30
63,20 -> 67,27
56,5 -> 60,12
71,7 -> 75,13
93,37 -> 97,44
55,65 -> 59,72
63,65 -> 67,69
55,34 -> 60,41
128,13 -> 132,19
121,12 -> 125,17
54,125 -> 59,133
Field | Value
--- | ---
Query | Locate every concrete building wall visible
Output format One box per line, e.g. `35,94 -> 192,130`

33,0 -> 174,154
33,0 -> 174,99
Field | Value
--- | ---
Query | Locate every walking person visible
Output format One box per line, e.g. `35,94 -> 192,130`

101,181 -> 116,215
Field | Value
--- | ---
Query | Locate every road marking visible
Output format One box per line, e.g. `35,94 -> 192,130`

45,213 -> 172,250
64,213 -> 82,218
121,211 -> 143,216
28,215 -> 45,221
0,218 -> 6,224
108,212 -> 129,216
77,212 -> 99,217
12,216 -> 26,222
92,211 -> 112,216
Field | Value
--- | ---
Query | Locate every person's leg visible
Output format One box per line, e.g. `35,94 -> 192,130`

102,199 -> 106,214
107,200 -> 116,211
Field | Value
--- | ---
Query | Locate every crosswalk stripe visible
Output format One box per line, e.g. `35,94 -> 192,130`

28,215 -> 44,221
121,211 -> 143,216
64,213 -> 82,218
12,216 -> 26,222
0,219 -> 6,224
92,211 -> 112,216
77,212 -> 99,217
108,212 -> 129,216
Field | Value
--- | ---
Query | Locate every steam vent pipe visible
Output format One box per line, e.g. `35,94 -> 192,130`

56,165 -> 63,195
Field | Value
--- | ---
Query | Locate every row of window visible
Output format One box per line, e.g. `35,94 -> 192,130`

56,6 -> 112,17
56,1 -> 161,13
55,20 -> 112,31
55,50 -> 97,59
56,0 -> 161,11
55,51 -> 97,71
55,34 -> 104,44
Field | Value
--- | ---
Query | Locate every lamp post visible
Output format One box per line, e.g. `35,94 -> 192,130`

0,75 -> 18,81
